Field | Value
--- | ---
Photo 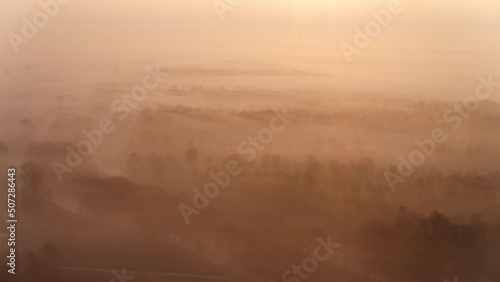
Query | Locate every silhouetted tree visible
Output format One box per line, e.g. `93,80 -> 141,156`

20,118 -> 34,128
186,147 -> 199,164
20,161 -> 43,195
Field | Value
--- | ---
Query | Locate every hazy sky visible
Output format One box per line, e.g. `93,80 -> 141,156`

1,0 -> 499,54
2,0 -> 499,25
1,0 -> 499,100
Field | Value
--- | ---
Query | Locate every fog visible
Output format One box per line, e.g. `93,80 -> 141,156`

1,1 -> 500,282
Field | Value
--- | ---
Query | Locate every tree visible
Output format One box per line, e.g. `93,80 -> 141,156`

145,153 -> 166,182
428,211 -> 452,239
40,241 -> 59,262
125,152 -> 145,182
25,242 -> 61,281
186,147 -> 199,164
20,118 -> 34,128
20,161 -> 43,195
271,154 -> 282,171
